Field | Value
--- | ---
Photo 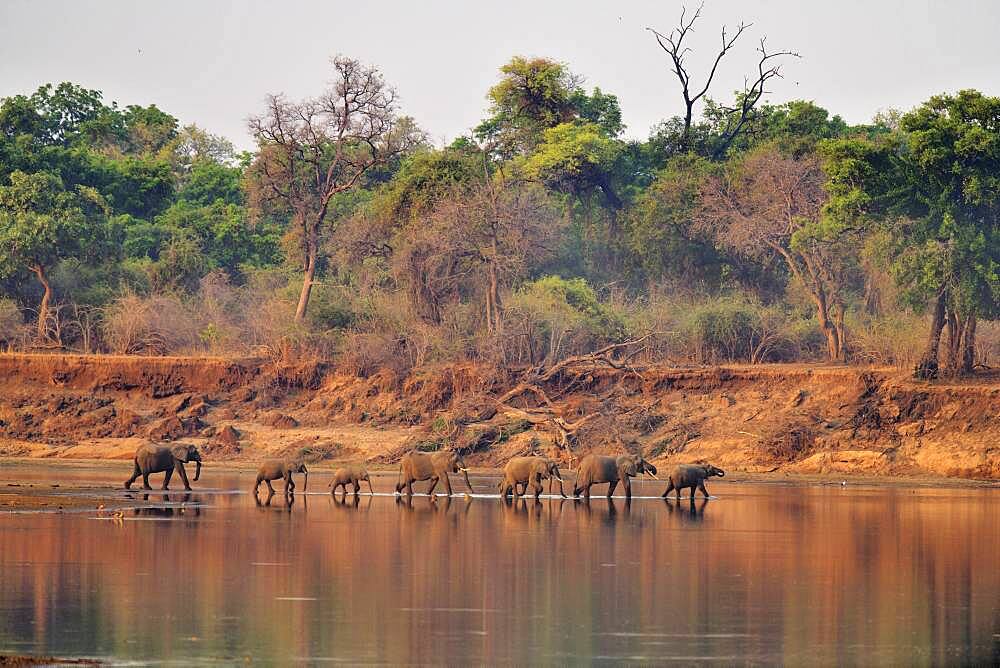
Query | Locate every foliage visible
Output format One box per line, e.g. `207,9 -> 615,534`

1,64 -> 998,376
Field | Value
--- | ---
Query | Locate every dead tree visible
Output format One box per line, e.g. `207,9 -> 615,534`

647,3 -> 797,155
711,38 -> 801,158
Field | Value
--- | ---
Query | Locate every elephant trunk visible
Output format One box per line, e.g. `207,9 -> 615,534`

194,460 -> 201,481
302,469 -> 309,491
460,468 -> 474,493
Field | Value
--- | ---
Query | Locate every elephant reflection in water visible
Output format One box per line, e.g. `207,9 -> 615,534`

576,496 -> 632,522
331,493 -> 372,512
663,496 -> 709,521
395,493 -> 472,517
133,492 -> 202,517
500,495 -> 544,520
254,488 -> 299,512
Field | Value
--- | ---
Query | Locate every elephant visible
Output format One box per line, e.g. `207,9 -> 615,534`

661,463 -> 725,500
572,453 -> 657,500
394,449 -> 473,497
330,464 -> 374,496
498,456 -> 566,500
124,443 -> 202,491
253,458 -> 308,495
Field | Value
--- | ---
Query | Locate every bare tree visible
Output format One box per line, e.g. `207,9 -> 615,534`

394,176 -> 562,334
648,3 -> 798,154
711,38 -> 801,158
695,146 -> 852,361
247,56 -> 417,322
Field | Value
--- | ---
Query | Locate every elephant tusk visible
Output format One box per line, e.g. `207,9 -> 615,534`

650,472 -> 659,480
554,476 -> 564,482
459,468 -> 469,472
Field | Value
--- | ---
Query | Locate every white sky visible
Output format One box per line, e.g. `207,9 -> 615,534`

2,0 -> 999,150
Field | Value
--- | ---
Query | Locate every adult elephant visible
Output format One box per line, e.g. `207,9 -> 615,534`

124,443 -> 202,491
498,456 -> 566,500
254,459 -> 308,495
572,453 -> 657,500
395,450 -> 473,497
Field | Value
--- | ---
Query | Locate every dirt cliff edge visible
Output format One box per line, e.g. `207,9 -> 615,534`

1,354 -> 997,479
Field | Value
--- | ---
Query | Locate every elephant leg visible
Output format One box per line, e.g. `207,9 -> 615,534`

583,483 -> 591,501
142,471 -> 152,490
661,480 -> 675,498
622,476 -> 632,500
406,480 -> 414,496
367,478 -> 375,495
176,462 -> 191,491
531,479 -> 543,500
426,476 -> 438,496
162,467 -> 174,490
607,480 -> 618,499
125,461 -> 140,489
265,479 -> 276,494
690,485 -> 697,500
442,474 -> 453,496
698,482 -> 709,499
352,481 -> 360,495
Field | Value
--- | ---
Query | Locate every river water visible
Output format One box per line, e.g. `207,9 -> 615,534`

0,463 -> 998,665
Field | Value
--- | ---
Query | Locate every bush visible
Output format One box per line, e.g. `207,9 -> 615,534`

0,299 -> 25,348
102,293 -> 202,355
677,296 -> 820,364
506,275 -> 626,364
848,311 -> 926,367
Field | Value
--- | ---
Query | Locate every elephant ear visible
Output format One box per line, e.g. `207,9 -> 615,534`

619,460 -> 637,477
170,444 -> 190,462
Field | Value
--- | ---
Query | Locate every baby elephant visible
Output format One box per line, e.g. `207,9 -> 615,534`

498,456 -> 566,500
330,464 -> 374,496
254,459 -> 308,495
661,463 -> 725,500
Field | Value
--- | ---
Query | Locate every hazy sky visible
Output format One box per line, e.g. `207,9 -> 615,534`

2,0 -> 999,149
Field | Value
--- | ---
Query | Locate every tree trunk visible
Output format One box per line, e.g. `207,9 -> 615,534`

294,247 -> 317,323
960,311 -> 977,375
944,308 -> 961,374
30,264 -> 51,340
486,259 -> 502,335
832,303 -> 847,362
915,290 -> 948,379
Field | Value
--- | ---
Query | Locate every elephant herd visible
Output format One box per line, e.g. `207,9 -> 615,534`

122,443 -> 726,501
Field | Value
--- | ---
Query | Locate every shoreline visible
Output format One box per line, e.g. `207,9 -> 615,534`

3,459 -> 996,514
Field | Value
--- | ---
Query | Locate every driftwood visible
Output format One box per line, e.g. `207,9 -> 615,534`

529,334 -> 661,383
457,336 -> 667,459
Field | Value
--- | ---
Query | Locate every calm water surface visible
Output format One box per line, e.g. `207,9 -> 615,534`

0,463 -> 998,665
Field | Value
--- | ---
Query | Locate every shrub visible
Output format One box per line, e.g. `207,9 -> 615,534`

506,275 -> 626,364
0,299 -> 25,348
677,296 -> 819,364
102,293 -> 201,355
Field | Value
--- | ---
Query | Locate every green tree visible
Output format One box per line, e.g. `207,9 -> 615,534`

518,122 -> 623,209
823,90 -> 1000,377
476,57 -> 623,157
0,170 -> 110,338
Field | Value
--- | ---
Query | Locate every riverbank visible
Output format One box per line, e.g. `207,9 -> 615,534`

1,353 -> 999,480
2,459 -> 997,516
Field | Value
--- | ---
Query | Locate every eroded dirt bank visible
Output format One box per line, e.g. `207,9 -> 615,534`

1,353 -> 998,479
